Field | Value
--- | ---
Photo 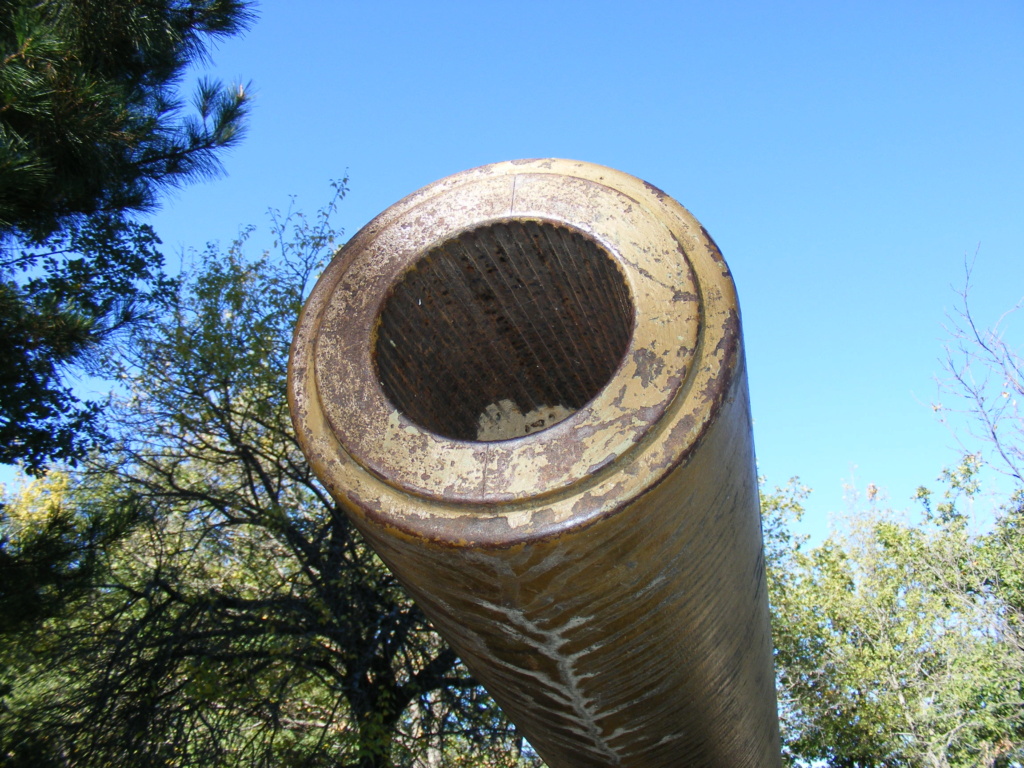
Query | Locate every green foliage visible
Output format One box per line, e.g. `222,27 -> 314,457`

1,0 -> 254,240
0,190 -> 539,768
0,0 -> 254,474
765,457 -> 1024,767
0,215 -> 172,473
0,472 -> 137,633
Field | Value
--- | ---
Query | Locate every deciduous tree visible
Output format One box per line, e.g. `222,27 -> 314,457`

765,460 -> 1024,767
0,191 -> 538,768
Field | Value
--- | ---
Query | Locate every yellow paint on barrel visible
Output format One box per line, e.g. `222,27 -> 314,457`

288,159 -> 781,767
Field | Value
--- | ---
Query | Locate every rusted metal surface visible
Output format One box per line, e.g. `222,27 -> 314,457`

287,159 -> 781,767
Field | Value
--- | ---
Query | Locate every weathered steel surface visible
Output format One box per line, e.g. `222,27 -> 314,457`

288,159 -> 781,767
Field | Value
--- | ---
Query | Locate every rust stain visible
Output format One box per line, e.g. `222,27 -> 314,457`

632,347 -> 664,388
287,159 -> 780,767
642,179 -> 669,201
700,224 -> 726,264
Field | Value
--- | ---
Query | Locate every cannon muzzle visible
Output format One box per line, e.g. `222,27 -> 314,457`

288,159 -> 780,767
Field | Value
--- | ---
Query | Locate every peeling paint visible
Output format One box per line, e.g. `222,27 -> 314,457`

287,159 -> 781,768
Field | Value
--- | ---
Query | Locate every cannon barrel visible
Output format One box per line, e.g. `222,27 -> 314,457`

287,159 -> 780,767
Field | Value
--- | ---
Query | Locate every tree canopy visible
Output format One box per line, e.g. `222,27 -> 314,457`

1,0 -> 253,241
2,13 -> 1022,752
0,0 -> 254,474
765,463 -> 1024,766
0,181 -> 1021,764
0,192 -> 539,768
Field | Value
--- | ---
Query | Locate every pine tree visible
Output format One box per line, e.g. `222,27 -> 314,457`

0,0 -> 254,472
1,0 -> 254,240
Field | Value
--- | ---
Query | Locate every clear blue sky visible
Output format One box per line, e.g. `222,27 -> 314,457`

149,0 -> 1024,542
